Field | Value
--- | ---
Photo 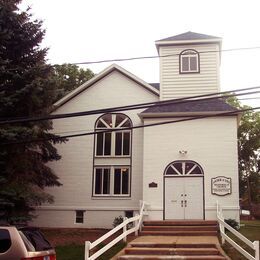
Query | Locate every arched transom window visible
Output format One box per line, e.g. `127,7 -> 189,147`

180,49 -> 200,74
165,160 -> 203,176
95,113 -> 132,156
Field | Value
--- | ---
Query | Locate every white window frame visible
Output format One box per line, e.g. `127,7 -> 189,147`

165,160 -> 203,176
75,210 -> 85,224
180,49 -> 200,74
93,166 -> 130,197
95,114 -> 132,157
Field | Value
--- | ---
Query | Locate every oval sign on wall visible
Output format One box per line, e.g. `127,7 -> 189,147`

211,176 -> 232,196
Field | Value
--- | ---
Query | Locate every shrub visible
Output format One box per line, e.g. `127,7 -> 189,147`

225,218 -> 239,230
113,215 -> 124,228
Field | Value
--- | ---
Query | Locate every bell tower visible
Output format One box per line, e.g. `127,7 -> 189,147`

155,32 -> 222,100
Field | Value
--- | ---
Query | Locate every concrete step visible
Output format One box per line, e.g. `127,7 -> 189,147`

143,220 -> 218,226
139,230 -> 218,236
142,225 -> 217,231
124,247 -> 220,256
130,243 -> 217,248
118,255 -> 227,259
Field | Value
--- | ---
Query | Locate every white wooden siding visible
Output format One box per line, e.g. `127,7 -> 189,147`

142,116 -> 239,221
159,43 -> 220,100
31,70 -> 158,228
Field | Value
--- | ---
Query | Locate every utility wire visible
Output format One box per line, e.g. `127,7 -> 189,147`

71,46 -> 260,65
1,86 -> 260,125
1,106 -> 259,146
3,46 -> 260,71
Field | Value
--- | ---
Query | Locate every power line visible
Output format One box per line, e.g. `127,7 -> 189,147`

71,46 -> 260,65
3,46 -> 260,71
1,106 -> 259,146
1,86 -> 260,125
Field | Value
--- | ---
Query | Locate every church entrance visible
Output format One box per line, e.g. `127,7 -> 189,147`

164,160 -> 204,220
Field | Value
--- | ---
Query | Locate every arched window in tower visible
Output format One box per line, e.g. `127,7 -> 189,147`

180,49 -> 200,74
95,113 -> 132,156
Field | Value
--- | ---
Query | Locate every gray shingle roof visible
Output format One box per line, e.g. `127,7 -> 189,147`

157,31 -> 221,42
142,98 -> 237,113
149,83 -> 160,90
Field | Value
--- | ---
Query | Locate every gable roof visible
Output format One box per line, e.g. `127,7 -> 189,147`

53,64 -> 159,110
157,31 -> 221,42
142,98 -> 237,115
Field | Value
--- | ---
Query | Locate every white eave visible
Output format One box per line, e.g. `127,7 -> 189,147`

53,63 -> 159,111
139,111 -> 238,118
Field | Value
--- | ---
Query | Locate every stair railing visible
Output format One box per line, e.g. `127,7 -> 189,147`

216,201 -> 259,260
84,200 -> 149,260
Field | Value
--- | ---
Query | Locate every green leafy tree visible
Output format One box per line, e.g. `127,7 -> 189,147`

227,96 -> 260,203
53,63 -> 94,101
0,0 -> 65,223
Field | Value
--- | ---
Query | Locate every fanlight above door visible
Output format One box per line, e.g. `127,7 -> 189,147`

165,160 -> 203,176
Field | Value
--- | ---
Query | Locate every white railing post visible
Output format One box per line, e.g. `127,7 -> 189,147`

217,201 -> 225,244
253,241 -> 259,260
85,241 -> 91,260
134,212 -> 139,236
123,217 -> 127,242
83,201 -> 149,260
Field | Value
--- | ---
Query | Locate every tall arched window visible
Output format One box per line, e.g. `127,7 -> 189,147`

95,113 -> 132,156
93,113 -> 132,197
180,49 -> 200,74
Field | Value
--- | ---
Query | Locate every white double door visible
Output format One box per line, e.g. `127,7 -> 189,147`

165,177 -> 204,219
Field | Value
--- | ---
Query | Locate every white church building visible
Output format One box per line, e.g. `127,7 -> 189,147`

32,32 -> 240,228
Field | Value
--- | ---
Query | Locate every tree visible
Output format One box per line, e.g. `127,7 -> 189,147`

227,97 -> 260,204
52,63 -> 94,101
0,0 -> 65,223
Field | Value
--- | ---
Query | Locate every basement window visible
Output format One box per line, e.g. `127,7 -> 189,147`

75,210 -> 85,224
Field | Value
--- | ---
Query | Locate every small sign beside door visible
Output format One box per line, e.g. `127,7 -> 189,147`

211,176 -> 232,196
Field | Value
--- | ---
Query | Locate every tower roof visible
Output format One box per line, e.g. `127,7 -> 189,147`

157,31 -> 221,42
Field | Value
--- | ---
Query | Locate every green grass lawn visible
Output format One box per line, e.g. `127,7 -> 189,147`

56,242 -> 126,260
222,220 -> 260,260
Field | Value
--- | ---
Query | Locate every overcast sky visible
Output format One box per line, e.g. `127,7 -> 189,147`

20,0 -> 260,106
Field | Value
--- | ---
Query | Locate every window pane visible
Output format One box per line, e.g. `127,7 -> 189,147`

95,169 -> 102,194
122,169 -> 129,194
96,133 -> 103,155
166,166 -> 175,175
103,169 -> 110,194
172,162 -> 182,174
104,132 -> 111,155
102,114 -> 112,127
115,132 -> 122,155
97,120 -> 106,128
121,119 -> 131,127
76,211 -> 84,223
115,114 -> 125,127
114,169 -> 121,194
20,228 -> 52,251
182,56 -> 189,71
123,132 -> 130,155
0,229 -> 11,253
190,56 -> 197,71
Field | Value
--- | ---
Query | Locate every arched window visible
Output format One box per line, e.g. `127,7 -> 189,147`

95,113 -> 132,156
180,49 -> 200,74
165,160 -> 203,176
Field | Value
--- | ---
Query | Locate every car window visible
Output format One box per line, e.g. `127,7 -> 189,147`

0,229 -> 12,253
19,228 -> 53,251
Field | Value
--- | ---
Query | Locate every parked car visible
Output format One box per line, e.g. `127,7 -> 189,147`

0,226 -> 56,260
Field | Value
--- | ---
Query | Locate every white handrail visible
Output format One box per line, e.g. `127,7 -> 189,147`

216,201 -> 259,260
85,200 -> 148,260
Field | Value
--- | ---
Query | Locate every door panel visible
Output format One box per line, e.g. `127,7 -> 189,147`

165,178 -> 184,219
165,177 -> 203,220
184,177 -> 204,219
